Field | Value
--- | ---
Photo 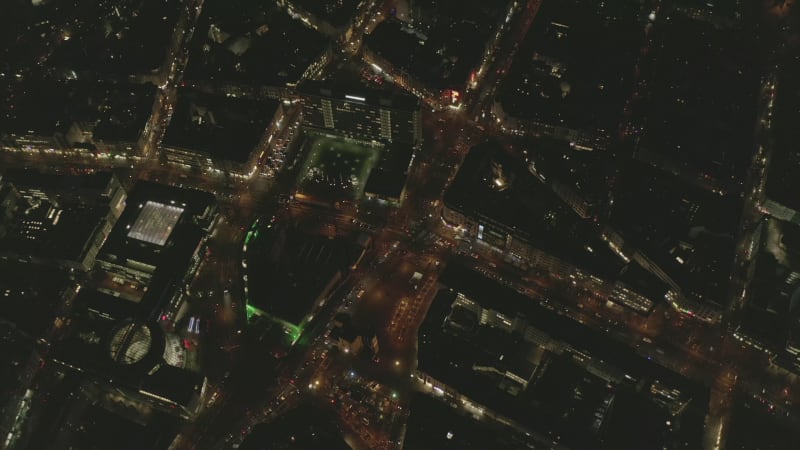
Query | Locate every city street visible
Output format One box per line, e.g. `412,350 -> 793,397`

3,1 -> 800,449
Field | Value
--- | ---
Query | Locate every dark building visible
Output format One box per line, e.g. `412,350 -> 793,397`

162,88 -> 281,174
442,141 -> 660,314
0,80 -> 157,154
93,181 -> 217,320
330,313 -> 379,360
404,392 -> 535,450
764,62 -> 800,225
416,265 -> 708,450
244,219 -> 366,335
185,2 -> 329,87
46,184 -> 217,429
734,220 -> 800,367
363,144 -> 414,207
0,170 -> 125,271
298,80 -> 422,146
51,313 -> 206,418
0,321 -> 34,421
497,0 -> 642,148
45,0 -> 182,76
0,170 -> 125,208
0,260 -> 72,336
632,8 -> 758,192
286,0 -> 361,29
0,183 -> 22,238
726,391 -> 800,450
239,402 -> 351,450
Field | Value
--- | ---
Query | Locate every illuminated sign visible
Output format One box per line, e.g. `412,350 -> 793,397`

345,95 -> 366,102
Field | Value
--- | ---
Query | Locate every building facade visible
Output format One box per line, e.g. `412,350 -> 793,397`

298,80 -> 422,146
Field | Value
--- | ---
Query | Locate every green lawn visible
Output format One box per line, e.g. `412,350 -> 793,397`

297,136 -> 381,200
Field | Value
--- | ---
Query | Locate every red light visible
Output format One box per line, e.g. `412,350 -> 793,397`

161,314 -> 168,321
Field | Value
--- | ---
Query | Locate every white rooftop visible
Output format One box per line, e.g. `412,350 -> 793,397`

127,201 -> 184,246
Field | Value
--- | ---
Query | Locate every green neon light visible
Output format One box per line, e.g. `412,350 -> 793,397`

245,304 -> 302,346
288,324 -> 301,344
246,304 -> 264,321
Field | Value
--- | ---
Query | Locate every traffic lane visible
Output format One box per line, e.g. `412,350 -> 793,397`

450,250 -> 727,380
172,339 -> 286,449
351,251 -> 417,332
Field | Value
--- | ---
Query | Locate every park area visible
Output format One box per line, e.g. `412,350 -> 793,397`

296,135 -> 381,201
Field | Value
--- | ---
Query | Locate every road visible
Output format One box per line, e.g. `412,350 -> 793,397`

141,0 -> 205,158
466,0 -> 542,121
727,72 -> 778,321
3,2 -> 800,449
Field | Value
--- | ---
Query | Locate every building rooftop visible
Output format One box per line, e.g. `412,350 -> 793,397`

127,201 -> 184,247
0,171 -> 122,270
404,392 -> 536,450
0,321 -> 34,409
365,0 -> 505,91
524,352 -> 616,448
418,265 -> 708,449
515,136 -> 613,210
109,321 -> 153,365
737,219 -> 800,352
185,4 -> 328,86
0,79 -> 156,143
246,221 -> 363,325
364,144 -> 413,201
67,403 -> 180,450
499,0 -> 643,134
0,260 -> 71,335
97,181 -> 215,317
163,88 -> 280,164
634,11 -> 758,187
0,1 -> 66,71
239,402 -> 350,450
601,385 -> 705,450
611,161 -> 740,308
0,201 -> 109,262
81,288 -> 141,322
670,0 -> 740,25
1,170 -> 118,194
298,79 -> 421,112
765,59 -> 800,213
46,0 -> 181,76
290,0 -> 360,28
444,141 -> 625,279
726,392 -> 800,450
436,264 -> 705,393
51,314 -> 202,411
